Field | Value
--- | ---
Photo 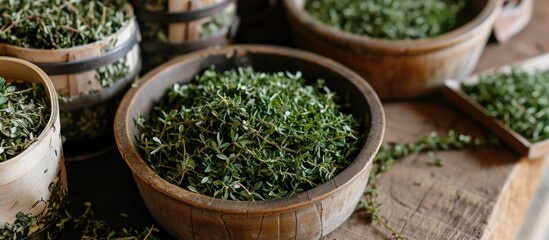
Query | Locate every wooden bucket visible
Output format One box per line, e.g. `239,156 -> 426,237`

133,0 -> 238,71
0,13 -> 141,155
114,45 -> 385,239
0,57 -> 67,226
283,0 -> 502,99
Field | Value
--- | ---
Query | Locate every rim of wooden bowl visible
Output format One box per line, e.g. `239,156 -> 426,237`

0,57 -> 59,166
114,44 -> 385,216
283,0 -> 502,53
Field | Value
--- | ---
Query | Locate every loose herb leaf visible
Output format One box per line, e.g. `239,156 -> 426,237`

305,0 -> 472,40
0,77 -> 49,162
463,69 -> 549,143
137,67 -> 362,201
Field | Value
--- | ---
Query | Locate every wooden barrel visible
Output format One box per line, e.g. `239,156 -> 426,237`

114,45 -> 385,239
283,0 -> 502,99
0,57 -> 67,228
133,0 -> 238,72
0,12 -> 141,158
236,0 -> 292,46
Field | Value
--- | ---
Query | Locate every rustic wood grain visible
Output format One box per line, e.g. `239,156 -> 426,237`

327,0 -> 549,239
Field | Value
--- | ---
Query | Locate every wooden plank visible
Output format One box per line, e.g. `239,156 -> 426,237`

326,0 -> 549,239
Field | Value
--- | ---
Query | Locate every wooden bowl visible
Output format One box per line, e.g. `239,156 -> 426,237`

283,0 -> 502,99
114,45 -> 384,239
0,57 -> 66,224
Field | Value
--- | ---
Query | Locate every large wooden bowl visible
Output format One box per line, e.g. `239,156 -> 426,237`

283,0 -> 502,99
114,45 -> 384,239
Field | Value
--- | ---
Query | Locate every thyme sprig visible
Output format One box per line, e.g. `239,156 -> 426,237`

305,0 -> 471,40
137,67 -> 362,201
0,77 -> 49,162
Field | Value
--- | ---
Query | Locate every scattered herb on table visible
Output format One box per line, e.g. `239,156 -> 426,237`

136,67 -> 362,201
0,77 -> 49,162
0,174 -> 66,239
57,202 -> 159,240
462,69 -> 549,143
0,174 -> 159,239
360,130 -> 495,239
305,0 -> 472,40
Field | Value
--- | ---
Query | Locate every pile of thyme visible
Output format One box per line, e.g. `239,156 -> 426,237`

0,77 -> 49,162
137,67 -> 362,201
0,0 -> 131,93
0,0 -> 134,142
305,0 -> 472,40
0,0 -> 128,49
462,69 -> 549,143
360,130 -> 495,239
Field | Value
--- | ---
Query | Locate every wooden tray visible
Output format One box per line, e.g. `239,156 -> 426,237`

444,53 -> 549,160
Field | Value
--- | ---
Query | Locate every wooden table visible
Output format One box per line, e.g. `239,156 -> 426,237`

328,0 -> 549,239
66,1 -> 549,239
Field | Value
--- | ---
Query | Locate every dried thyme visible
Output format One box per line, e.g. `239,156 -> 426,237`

0,0 -> 135,142
360,130 -> 494,239
462,69 -> 549,143
0,0 -> 128,49
305,0 -> 471,40
136,67 -> 362,201
0,77 -> 49,162
0,0 -> 132,96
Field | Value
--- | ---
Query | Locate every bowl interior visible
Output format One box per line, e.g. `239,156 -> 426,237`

118,45 -> 384,213
285,0 -> 499,49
